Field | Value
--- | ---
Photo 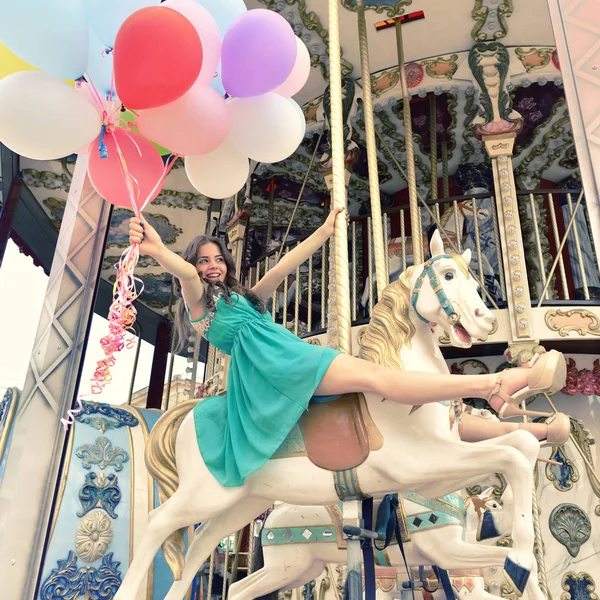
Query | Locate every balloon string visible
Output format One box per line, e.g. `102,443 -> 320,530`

140,153 -> 180,213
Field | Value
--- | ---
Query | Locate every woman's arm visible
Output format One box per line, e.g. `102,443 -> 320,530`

129,218 -> 207,315
252,208 -> 346,301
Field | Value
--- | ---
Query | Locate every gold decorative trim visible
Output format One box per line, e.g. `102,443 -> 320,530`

545,309 -> 600,337
75,509 -> 113,563
561,571 -> 598,600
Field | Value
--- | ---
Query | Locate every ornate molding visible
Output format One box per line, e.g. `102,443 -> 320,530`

515,47 -> 554,73
39,551 -> 122,599
562,358 -> 600,396
421,54 -> 459,79
341,0 -> 412,18
75,436 -> 129,472
562,572 -> 598,600
75,401 -> 139,432
549,503 -> 591,558
75,509 -> 114,563
471,0 -> 514,42
546,445 -> 579,491
77,472 -> 121,519
545,309 -> 600,337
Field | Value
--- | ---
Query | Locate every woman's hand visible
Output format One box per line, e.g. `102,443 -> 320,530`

129,217 -> 164,257
321,207 -> 350,238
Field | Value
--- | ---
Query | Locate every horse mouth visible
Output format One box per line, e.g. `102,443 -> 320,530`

453,323 -> 473,346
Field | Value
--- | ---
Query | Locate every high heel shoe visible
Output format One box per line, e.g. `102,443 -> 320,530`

487,350 -> 567,408
540,413 -> 571,447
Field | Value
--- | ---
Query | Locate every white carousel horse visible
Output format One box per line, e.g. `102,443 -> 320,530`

361,201 -> 493,311
225,486 -> 511,600
114,231 -> 548,600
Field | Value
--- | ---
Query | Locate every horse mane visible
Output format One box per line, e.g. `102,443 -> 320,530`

359,267 -> 417,371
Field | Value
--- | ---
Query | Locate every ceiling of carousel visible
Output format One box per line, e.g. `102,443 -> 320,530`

15,0 -> 582,324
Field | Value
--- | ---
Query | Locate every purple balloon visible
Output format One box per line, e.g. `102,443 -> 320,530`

222,9 -> 297,98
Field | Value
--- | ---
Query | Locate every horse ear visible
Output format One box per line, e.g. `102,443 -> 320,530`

430,229 -> 444,257
461,248 -> 472,266
480,487 -> 495,500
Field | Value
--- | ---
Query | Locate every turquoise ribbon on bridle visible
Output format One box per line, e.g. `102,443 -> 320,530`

410,254 -> 461,325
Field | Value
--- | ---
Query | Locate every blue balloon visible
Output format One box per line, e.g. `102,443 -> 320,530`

0,0 -> 89,80
86,31 -> 114,99
194,0 -> 247,39
83,0 -> 161,48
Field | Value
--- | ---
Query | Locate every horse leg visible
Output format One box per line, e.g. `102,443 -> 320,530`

115,491 -> 198,600
163,497 -> 272,600
229,549 -> 324,600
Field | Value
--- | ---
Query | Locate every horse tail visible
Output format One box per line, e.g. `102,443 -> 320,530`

145,400 -> 198,580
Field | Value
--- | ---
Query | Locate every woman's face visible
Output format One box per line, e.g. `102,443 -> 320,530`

196,242 -> 227,284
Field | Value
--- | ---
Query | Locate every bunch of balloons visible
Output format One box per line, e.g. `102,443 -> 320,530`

0,0 -> 310,205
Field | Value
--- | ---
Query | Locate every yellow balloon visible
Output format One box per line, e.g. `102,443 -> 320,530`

0,42 -> 75,86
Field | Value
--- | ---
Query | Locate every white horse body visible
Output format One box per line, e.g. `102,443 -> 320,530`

114,233 -> 543,600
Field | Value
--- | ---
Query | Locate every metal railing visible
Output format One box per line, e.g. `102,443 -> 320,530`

241,189 -> 600,338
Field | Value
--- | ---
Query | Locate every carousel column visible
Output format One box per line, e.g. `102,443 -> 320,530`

0,155 -> 111,600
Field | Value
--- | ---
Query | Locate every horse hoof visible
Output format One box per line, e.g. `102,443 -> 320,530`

503,556 -> 530,596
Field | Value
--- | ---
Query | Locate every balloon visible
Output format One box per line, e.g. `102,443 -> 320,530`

83,0 -> 161,48
222,9 -> 297,98
210,64 -> 226,96
88,128 -> 165,210
120,110 -> 172,156
0,71 -> 100,160
185,141 -> 249,199
289,97 -> 307,139
162,0 -> 221,86
194,0 -> 247,39
272,37 -> 311,98
0,0 -> 89,80
137,85 -> 229,156
86,31 -> 114,99
227,94 -> 305,163
114,6 -> 203,110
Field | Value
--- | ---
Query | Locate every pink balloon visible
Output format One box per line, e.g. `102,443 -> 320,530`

272,37 -> 311,98
162,0 -> 221,86
88,128 -> 165,210
136,85 -> 230,156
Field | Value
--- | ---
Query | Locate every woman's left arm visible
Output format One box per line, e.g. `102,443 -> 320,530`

252,207 -> 347,301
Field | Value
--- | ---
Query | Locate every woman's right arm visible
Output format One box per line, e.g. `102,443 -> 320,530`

129,217 -> 206,315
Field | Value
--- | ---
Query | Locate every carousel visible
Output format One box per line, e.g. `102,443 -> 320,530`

0,1 -> 599,600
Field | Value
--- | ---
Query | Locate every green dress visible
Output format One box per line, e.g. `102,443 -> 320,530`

191,292 -> 341,487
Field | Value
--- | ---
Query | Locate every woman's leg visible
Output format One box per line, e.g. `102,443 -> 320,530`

458,413 -> 548,442
314,354 -> 529,407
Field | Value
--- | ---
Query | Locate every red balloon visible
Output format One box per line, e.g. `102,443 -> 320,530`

114,6 -> 203,110
88,128 -> 165,211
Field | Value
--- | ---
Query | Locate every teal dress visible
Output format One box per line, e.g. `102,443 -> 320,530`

191,293 -> 341,487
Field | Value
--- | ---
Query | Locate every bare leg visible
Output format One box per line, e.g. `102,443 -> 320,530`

315,354 -> 528,407
459,413 -> 549,443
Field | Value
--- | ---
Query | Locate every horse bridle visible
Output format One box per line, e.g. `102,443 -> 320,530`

410,254 -> 461,326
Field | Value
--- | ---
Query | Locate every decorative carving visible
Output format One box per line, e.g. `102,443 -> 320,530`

77,472 -> 121,518
39,551 -> 122,599
562,358 -> 600,396
549,504 -> 591,557
466,473 -> 507,500
568,420 -> 600,502
405,63 -> 424,88
468,42 -> 522,137
546,445 -> 579,491
75,401 -> 139,432
371,67 -> 400,98
341,0 -> 412,18
75,510 -> 114,563
471,0 -> 514,42
545,309 -> 600,337
515,48 -> 554,72
562,572 -> 598,600
421,54 -> 459,79
75,436 -> 129,472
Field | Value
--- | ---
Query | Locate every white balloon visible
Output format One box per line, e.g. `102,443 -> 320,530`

227,93 -> 305,164
185,141 -> 249,200
0,71 -> 101,160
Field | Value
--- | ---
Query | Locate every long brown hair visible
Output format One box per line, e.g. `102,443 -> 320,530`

173,235 -> 265,352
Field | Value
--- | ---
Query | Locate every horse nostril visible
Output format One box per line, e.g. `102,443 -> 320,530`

475,308 -> 481,317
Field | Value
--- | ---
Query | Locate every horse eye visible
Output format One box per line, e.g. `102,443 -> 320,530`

444,272 -> 454,281
492,503 -> 498,508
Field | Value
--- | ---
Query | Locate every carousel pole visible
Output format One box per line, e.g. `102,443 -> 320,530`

356,0 -> 388,295
327,2 -> 360,600
395,17 -> 423,263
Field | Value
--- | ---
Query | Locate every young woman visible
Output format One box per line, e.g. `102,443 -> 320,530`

129,211 -> 568,486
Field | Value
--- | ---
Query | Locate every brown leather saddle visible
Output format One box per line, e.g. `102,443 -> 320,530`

299,392 -> 383,471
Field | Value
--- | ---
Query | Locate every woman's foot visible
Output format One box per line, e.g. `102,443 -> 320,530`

486,350 -> 567,413
540,413 -> 571,446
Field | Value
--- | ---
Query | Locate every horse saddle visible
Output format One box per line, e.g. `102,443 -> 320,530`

299,393 -> 383,471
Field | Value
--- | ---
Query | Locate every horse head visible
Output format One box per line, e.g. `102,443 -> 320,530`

408,230 -> 496,348
466,486 -> 511,542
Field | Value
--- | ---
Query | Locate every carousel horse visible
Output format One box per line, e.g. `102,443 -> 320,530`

114,231 -> 549,600
225,486 -> 511,600
361,201 -> 493,311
